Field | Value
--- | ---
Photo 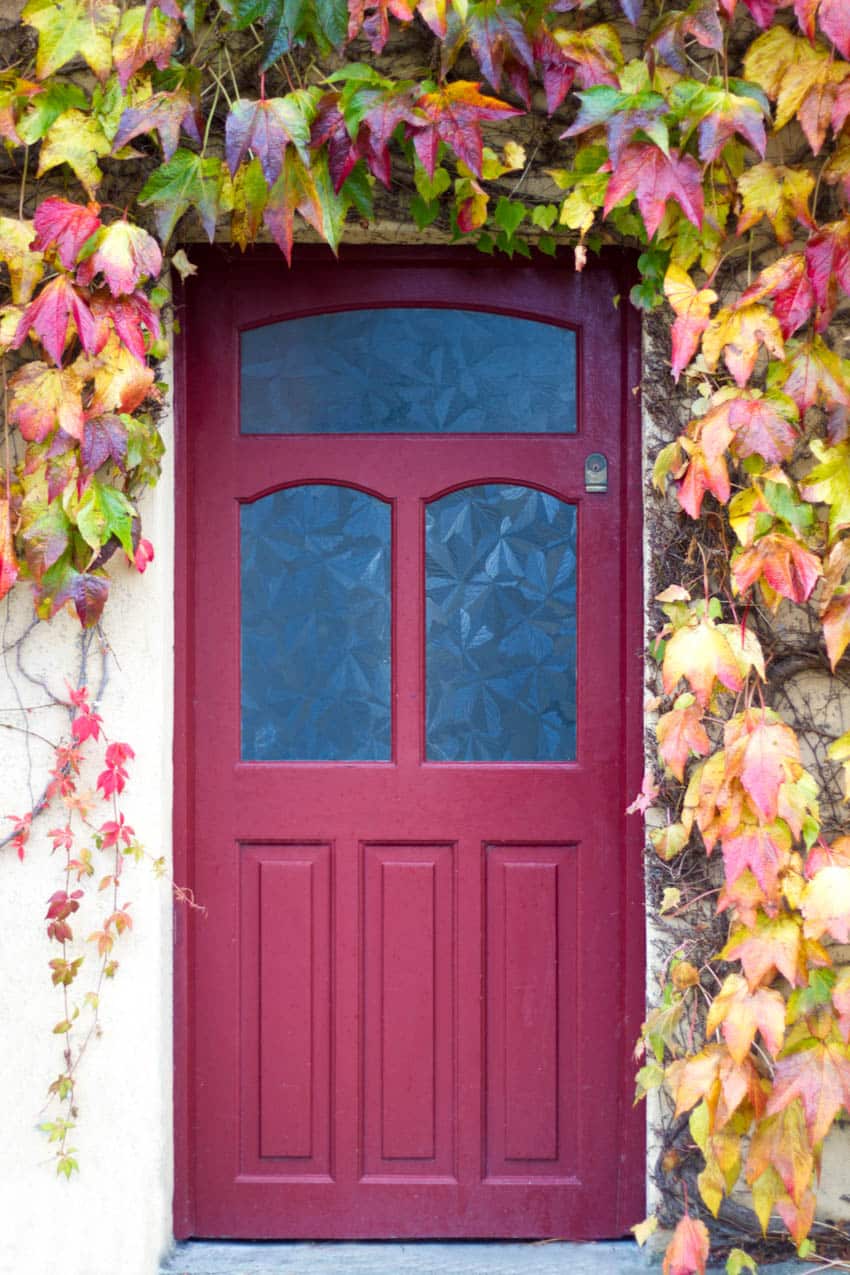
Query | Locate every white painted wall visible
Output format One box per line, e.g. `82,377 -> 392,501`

0,382 -> 175,1275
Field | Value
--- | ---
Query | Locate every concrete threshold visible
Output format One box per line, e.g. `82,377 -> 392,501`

161,1240 -> 809,1275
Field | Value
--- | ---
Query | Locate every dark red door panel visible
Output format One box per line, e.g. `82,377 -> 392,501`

177,248 -> 644,1240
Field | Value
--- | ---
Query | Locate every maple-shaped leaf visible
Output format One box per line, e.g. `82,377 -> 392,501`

667,1044 -> 762,1128
230,158 -> 268,251
89,287 -> 160,362
262,149 -> 324,264
31,198 -> 102,272
662,618 -> 743,707
310,93 -> 360,192
779,337 -> 850,416
702,304 -> 784,388
727,395 -> 799,464
732,532 -> 821,608
746,1103 -> 814,1206
85,333 -> 156,415
800,441 -> 850,542
717,868 -> 772,929
7,361 -> 86,441
675,408 -> 733,518
707,973 -> 785,1063
37,110 -> 111,197
724,709 -> 802,823
22,0 -> 119,81
76,221 -> 162,297
112,6 -> 181,91
736,164 -> 815,247
564,82 -> 669,168
112,89 -> 202,161
834,969 -> 850,1042
347,0 -> 415,53
532,29 -> 576,115
744,25 -> 842,132
767,1039 -> 850,1147
657,699 -> 711,781
13,276 -> 97,366
721,913 -> 805,990
0,499 -> 19,603
603,143 -> 703,242
462,3 -> 534,94
0,75 -> 40,147
411,81 -> 520,178
80,414 -> 128,474
138,150 -> 233,243
662,1214 -> 709,1275
721,820 -> 792,897
37,559 -> 110,627
344,83 -> 420,188
822,590 -> 850,671
800,866 -> 850,944
740,254 -> 814,341
664,265 -> 717,382
225,94 -> 312,185
552,23 -> 623,90
0,216 -> 44,305
804,220 -> 850,332
647,0 -> 722,73
672,80 -> 767,164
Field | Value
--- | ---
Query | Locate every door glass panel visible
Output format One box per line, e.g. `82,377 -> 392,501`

241,310 -> 576,434
425,485 -> 576,762
241,484 -> 391,761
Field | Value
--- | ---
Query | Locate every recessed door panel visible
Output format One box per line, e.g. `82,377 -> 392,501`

182,251 -> 644,1241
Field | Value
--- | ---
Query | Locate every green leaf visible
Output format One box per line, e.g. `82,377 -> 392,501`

139,150 -> 233,243
22,0 -> 119,81
726,1250 -> 758,1275
17,82 -> 88,144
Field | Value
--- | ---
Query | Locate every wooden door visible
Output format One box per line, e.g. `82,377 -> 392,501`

175,248 -> 644,1240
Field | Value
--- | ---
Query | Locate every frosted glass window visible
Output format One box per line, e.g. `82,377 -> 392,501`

241,485 -> 391,761
426,485 -> 576,761
241,309 -> 576,434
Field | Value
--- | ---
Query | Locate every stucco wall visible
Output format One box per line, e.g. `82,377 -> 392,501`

0,372 -> 175,1275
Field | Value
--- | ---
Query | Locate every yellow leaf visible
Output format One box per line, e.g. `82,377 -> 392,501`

702,304 -> 784,388
38,109 -> 111,197
736,163 -> 815,246
0,217 -> 43,303
23,0 -> 118,81
631,1215 -> 658,1247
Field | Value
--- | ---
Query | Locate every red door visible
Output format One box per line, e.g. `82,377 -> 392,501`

176,248 -> 644,1240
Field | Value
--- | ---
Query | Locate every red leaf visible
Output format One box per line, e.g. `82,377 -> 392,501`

411,81 -> 520,178
225,96 -> 310,186
662,1213 -> 710,1275
347,0 -> 415,53
355,90 -> 419,187
262,150 -> 324,265
112,89 -> 201,161
603,143 -> 703,240
533,29 -> 576,114
818,0 -> 850,58
740,254 -> 814,340
89,288 -> 161,362
727,396 -> 798,463
721,822 -> 791,895
0,498 -> 19,602
823,591 -> 850,670
733,533 -> 821,606
466,6 -> 534,92
32,197 -> 102,271
767,1040 -> 850,1147
805,220 -> 850,331
13,275 -> 97,365
310,94 -> 359,193
80,414 -> 128,474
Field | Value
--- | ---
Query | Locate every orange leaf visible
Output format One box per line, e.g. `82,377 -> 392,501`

721,820 -> 792,896
721,913 -> 804,990
702,303 -> 784,388
676,405 -> 733,517
7,360 -> 86,441
662,1214 -> 710,1275
766,1039 -> 850,1146
732,533 -> 821,607
662,619 -> 743,707
747,1102 -> 814,1205
823,590 -> 850,670
664,265 -> 717,382
725,709 -> 802,823
657,700 -> 711,781
706,972 -> 786,1063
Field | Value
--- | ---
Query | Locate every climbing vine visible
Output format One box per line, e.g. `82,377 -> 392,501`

2,0 -> 850,1270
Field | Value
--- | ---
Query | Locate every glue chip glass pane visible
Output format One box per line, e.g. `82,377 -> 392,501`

241,485 -> 391,761
426,485 -> 576,762
241,310 -> 576,434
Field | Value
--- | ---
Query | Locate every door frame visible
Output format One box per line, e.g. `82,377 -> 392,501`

171,243 -> 646,1241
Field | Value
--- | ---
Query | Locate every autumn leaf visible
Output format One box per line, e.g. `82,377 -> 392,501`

800,441 -> 850,542
767,1039 -> 850,1147
37,110 -> 111,197
732,532 -> 821,607
667,1043 -> 762,1128
727,396 -> 798,464
702,304 -> 784,388
707,973 -> 785,1062
721,821 -> 792,897
779,338 -> 850,414
0,216 -> 43,304
552,23 -> 623,89
463,4 -> 534,95
664,265 -> 717,381
80,414 -> 127,474
724,709 -> 803,823
22,0 -> 119,81
676,406 -> 733,518
648,0 -> 722,73
89,288 -> 161,362
744,26 -> 842,131
747,1103 -> 814,1205
112,89 -> 202,160
224,94 -> 313,184
76,221 -> 162,296
804,219 -> 850,331
834,969 -> 850,1042
828,731 -> 850,801
262,149 -> 324,264
740,254 -> 814,340
813,0 -> 850,58
722,913 -> 806,990
112,6 -> 181,90
603,143 -> 703,241
736,163 -> 815,246
662,1213 -> 710,1275
7,361 -> 86,440
31,198 -> 102,272
85,333 -> 155,414
672,80 -> 767,164
230,157 -> 268,250
411,81 -> 520,178
37,559 -> 110,627
663,618 -> 743,706
13,275 -> 97,365
138,149 -> 233,243
347,0 -> 415,54
657,697 -> 711,781
0,499 -> 19,603
800,866 -> 850,944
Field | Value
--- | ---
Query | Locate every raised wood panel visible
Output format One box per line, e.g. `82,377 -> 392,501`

484,844 -> 579,1181
239,843 -> 332,1179
361,844 -> 456,1180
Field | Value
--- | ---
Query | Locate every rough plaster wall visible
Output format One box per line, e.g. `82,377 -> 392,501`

0,373 -> 175,1275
